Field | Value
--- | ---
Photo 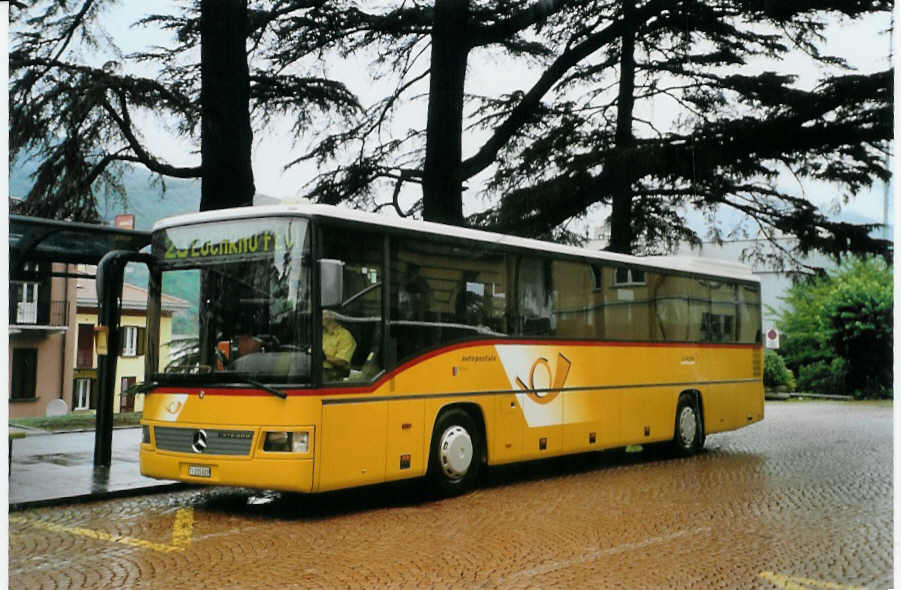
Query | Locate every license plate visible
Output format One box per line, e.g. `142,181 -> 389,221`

188,465 -> 211,478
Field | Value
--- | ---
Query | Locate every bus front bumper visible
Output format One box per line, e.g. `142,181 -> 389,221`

140,447 -> 315,493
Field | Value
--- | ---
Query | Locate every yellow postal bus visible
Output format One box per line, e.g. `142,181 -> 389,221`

139,203 -> 764,496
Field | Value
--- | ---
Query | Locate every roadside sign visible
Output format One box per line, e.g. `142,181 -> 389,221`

114,214 -> 135,230
765,327 -> 780,349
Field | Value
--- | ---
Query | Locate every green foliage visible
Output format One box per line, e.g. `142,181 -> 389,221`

795,357 -> 848,398
778,258 -> 893,398
763,350 -> 795,390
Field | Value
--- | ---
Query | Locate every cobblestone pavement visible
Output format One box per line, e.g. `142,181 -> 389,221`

9,401 -> 892,589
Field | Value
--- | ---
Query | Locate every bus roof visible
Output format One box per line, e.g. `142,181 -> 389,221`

153,203 -> 759,283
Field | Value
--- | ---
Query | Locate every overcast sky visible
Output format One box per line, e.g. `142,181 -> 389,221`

9,2 -> 896,237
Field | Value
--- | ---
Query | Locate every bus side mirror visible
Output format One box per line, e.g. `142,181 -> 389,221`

320,259 -> 345,308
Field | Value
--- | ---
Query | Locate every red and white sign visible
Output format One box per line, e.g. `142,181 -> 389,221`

765,327 -> 780,349
114,214 -> 135,230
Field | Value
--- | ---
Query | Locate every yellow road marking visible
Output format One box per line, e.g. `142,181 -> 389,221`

10,507 -> 195,555
759,571 -> 871,590
171,507 -> 194,548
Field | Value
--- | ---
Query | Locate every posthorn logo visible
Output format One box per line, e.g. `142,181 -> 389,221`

514,352 -> 572,405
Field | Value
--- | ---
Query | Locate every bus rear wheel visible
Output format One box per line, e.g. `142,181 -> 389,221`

672,395 -> 703,455
428,408 -> 481,497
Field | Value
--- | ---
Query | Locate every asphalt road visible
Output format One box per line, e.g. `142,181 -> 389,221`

9,400 -> 893,589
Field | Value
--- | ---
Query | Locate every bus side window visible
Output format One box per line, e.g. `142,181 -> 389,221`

653,273 -> 689,342
390,238 -> 509,364
737,283 -> 761,343
552,260 -> 597,339
515,256 -> 553,337
705,281 -> 738,342
390,253 -> 438,363
320,227 -> 384,383
607,265 -> 651,341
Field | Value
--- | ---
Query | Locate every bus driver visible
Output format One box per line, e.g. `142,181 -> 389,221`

322,310 -> 356,382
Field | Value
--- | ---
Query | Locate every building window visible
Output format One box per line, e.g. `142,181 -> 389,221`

13,282 -> 39,324
120,377 -> 137,412
121,326 -> 145,357
74,378 -> 92,410
613,266 -> 646,286
11,349 -> 38,401
77,324 -> 95,368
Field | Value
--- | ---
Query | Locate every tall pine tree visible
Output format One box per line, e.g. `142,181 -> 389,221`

9,1 -> 892,260
9,0 -> 359,218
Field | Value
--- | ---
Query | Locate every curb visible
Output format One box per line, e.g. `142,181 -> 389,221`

787,393 -> 855,401
9,482 -> 195,512
8,425 -> 46,434
766,392 -> 855,401
7,425 -> 142,437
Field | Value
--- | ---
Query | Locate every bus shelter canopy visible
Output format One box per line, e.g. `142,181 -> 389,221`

9,215 -> 151,277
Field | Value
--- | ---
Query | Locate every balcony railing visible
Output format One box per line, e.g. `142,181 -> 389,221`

9,300 -> 69,327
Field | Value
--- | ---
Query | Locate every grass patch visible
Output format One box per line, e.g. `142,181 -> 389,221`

10,411 -> 143,432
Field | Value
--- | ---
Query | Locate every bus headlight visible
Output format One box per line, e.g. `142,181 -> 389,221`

263,431 -> 309,453
142,425 -> 151,444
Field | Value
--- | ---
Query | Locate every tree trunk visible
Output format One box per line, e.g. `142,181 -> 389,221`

607,0 -> 636,254
200,0 -> 255,211
421,0 -> 469,226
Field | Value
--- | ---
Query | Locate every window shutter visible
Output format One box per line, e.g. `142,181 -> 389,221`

137,327 -> 146,356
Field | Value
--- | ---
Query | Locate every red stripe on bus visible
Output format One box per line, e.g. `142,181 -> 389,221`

150,339 -> 761,398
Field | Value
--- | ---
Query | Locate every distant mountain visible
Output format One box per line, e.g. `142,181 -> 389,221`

10,154 -> 202,229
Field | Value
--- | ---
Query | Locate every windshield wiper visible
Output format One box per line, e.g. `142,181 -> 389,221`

235,378 -> 287,400
151,373 -> 288,399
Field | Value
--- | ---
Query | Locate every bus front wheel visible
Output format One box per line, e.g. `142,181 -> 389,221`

428,408 -> 481,497
672,395 -> 703,455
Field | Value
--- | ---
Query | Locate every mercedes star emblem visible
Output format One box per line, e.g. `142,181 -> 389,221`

192,429 -> 208,454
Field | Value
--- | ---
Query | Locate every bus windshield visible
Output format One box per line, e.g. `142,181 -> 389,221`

151,217 -> 312,384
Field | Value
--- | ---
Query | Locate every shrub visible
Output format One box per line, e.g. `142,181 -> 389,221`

763,349 -> 795,390
778,257 -> 892,398
826,265 -> 893,398
796,357 -> 847,397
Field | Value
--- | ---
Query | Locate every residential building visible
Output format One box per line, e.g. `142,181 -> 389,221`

8,263 -> 188,418
72,274 -> 189,414
8,262 -> 77,417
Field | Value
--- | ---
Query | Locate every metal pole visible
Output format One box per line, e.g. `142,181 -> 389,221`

94,257 -> 123,467
94,250 -> 158,467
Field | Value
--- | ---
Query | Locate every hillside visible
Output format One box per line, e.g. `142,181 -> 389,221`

10,155 -> 202,228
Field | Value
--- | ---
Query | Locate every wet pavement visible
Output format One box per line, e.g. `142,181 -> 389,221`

9,428 -> 184,507
8,401 -> 893,589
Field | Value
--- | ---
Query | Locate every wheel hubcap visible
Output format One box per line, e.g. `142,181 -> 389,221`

439,425 -> 473,480
679,406 -> 697,447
